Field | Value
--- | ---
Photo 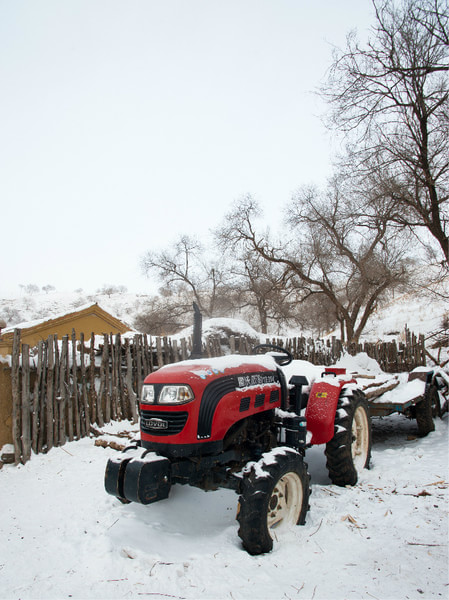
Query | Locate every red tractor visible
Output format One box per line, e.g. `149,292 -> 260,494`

105,344 -> 371,554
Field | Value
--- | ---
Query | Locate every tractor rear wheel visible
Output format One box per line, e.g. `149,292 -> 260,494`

237,449 -> 310,555
325,389 -> 371,487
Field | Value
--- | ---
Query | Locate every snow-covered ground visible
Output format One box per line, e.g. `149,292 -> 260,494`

0,412 -> 447,600
1,284 -> 448,599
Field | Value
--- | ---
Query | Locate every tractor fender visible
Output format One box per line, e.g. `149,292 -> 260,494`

305,378 -> 354,445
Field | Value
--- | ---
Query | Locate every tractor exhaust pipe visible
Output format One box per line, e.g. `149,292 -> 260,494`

190,302 -> 203,359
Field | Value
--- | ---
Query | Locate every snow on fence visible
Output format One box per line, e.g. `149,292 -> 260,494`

346,327 -> 426,373
2,327 -> 426,464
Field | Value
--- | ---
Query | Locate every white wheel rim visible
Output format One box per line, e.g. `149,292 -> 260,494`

267,472 -> 303,535
352,406 -> 369,471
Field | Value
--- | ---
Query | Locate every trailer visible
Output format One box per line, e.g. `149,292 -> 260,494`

351,366 -> 449,436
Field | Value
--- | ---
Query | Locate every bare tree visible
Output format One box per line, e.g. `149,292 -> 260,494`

221,188 -> 411,343
21,283 -> 40,295
322,0 -> 449,263
97,284 -> 128,297
141,235 -> 230,318
294,294 -> 339,338
215,240 -> 302,334
42,285 -> 56,294
133,295 -> 192,336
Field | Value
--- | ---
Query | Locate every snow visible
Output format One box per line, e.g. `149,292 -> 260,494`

0,286 -> 448,598
335,352 -> 385,375
373,379 -> 426,406
241,447 -> 294,479
0,302 -> 130,336
174,317 -> 263,342
361,287 -> 447,342
0,415 -> 447,599
281,360 -> 325,391
0,291 -> 151,332
158,354 -> 279,375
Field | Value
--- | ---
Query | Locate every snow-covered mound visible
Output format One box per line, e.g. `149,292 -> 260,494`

174,317 -> 263,345
335,352 -> 385,374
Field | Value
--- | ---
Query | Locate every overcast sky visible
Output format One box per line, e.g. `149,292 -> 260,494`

0,0 -> 375,297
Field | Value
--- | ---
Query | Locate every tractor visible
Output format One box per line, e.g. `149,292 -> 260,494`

105,343 -> 371,555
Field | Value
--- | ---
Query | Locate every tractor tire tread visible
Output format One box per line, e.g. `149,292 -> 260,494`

325,389 -> 371,487
237,449 -> 310,555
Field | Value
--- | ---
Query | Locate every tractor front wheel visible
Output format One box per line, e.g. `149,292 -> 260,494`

325,389 -> 371,487
237,449 -> 310,555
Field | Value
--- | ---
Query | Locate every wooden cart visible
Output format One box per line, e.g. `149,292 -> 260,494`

353,367 -> 449,436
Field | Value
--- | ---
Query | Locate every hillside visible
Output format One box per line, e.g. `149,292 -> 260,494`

0,290 -> 148,332
1,283 -> 447,345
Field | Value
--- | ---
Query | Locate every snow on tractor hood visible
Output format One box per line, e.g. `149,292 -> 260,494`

150,354 -> 280,383
144,354 -> 347,392
146,355 -> 335,392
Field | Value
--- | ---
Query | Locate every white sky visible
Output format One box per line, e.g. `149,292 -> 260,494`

0,0 -> 375,297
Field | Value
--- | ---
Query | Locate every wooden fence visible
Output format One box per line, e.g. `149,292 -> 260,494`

4,327 -> 425,464
263,327 -> 426,373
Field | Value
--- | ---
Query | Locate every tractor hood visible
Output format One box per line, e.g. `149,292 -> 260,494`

140,354 -> 284,449
144,354 -> 280,387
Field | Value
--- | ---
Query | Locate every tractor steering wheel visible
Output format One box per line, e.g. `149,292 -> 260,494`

253,344 -> 294,366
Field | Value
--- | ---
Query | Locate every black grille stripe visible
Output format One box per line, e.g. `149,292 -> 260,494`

269,389 -> 280,404
197,376 -> 236,439
240,397 -> 251,412
141,410 -> 188,436
255,393 -> 265,407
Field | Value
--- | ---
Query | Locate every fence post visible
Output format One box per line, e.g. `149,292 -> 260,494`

32,341 -> 43,454
124,338 -> 138,422
46,335 -> 55,452
101,335 -> 110,425
135,335 -> 143,401
180,337 -> 188,360
80,332 -> 90,434
58,336 -> 68,445
11,329 -> 21,464
21,344 -> 31,463
156,337 -> 163,368
71,329 -> 81,439
37,340 -> 48,454
89,333 -> 97,425
53,334 -> 60,445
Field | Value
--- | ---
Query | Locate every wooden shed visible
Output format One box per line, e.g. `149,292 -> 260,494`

0,303 -> 132,357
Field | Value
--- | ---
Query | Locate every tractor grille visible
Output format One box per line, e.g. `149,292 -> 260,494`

255,393 -> 265,407
269,389 -> 280,404
240,396 -> 251,412
140,410 -> 188,436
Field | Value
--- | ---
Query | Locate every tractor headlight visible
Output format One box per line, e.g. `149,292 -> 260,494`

140,384 -> 194,405
141,384 -> 155,404
159,385 -> 194,405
